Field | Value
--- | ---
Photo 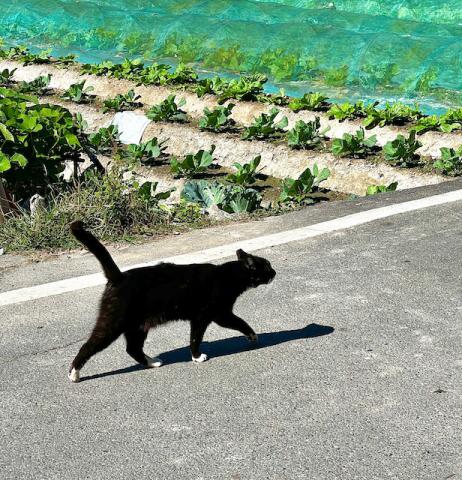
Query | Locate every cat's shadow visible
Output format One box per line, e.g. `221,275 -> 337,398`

80,323 -> 334,382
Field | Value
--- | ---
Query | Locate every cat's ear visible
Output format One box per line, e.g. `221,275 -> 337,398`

236,249 -> 255,269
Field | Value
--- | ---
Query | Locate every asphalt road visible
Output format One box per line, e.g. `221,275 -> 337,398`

1,188 -> 461,480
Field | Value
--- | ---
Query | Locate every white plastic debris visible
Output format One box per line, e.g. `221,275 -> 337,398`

111,111 -> 151,145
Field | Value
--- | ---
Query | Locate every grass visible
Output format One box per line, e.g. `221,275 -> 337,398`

0,170 -> 208,253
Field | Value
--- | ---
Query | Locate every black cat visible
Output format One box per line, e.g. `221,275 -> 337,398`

68,221 -> 276,382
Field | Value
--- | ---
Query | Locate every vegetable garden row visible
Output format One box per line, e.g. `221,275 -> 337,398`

1,45 -> 461,252
2,45 -> 462,136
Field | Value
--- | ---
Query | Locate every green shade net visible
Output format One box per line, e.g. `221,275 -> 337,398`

1,0 -> 462,111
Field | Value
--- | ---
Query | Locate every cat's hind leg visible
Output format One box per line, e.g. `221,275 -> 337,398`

69,325 -> 122,383
125,328 -> 162,368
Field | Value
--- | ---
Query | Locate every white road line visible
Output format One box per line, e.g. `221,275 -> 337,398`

1,189 -> 461,307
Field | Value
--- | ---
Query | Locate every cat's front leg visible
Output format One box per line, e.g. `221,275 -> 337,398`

190,321 -> 209,363
214,313 -> 258,343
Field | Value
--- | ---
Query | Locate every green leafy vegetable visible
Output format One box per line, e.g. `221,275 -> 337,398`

363,102 -> 421,129
279,164 -> 330,203
383,131 -> 422,167
288,93 -> 329,112
287,118 -> 329,150
61,81 -> 94,103
433,147 -> 462,176
146,95 -> 188,123
102,90 -> 142,113
171,146 -> 216,178
181,180 -> 261,213
226,156 -> 261,186
17,75 -> 52,95
366,182 -> 398,196
242,108 -> 288,140
199,104 -> 235,132
88,125 -> 120,153
332,128 -> 377,158
121,138 -> 168,165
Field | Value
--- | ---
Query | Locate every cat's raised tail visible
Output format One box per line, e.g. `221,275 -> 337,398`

70,221 -> 123,283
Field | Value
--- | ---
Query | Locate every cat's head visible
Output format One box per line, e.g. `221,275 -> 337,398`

236,249 -> 276,287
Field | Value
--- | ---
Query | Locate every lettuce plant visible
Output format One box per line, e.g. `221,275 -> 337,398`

81,59 -> 197,86
121,138 -> 168,166
17,75 -> 52,95
366,182 -> 398,196
324,65 -> 349,87
223,186 -> 261,214
287,118 -> 329,150
146,95 -> 188,123
226,156 -> 261,186
197,74 -> 267,104
279,164 -> 330,203
199,104 -> 235,132
171,146 -> 216,178
259,89 -> 289,106
332,128 -> 377,158
61,81 -> 94,103
363,102 -> 421,129
20,49 -> 52,66
433,147 -> 462,176
0,68 -> 16,87
242,108 -> 288,140
327,101 -> 369,122
102,90 -> 142,113
412,115 -> 440,135
288,93 -> 329,112
383,131 -> 422,167
439,108 -> 462,133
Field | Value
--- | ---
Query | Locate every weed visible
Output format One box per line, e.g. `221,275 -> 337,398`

0,169 -> 190,252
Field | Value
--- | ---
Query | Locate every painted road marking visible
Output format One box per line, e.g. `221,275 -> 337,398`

1,188 -> 462,307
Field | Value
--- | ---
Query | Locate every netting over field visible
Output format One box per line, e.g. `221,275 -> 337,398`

1,0 -> 462,110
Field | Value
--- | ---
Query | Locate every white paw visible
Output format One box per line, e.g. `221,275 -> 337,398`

192,353 -> 208,363
68,368 -> 80,383
146,355 -> 163,368
248,333 -> 258,343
